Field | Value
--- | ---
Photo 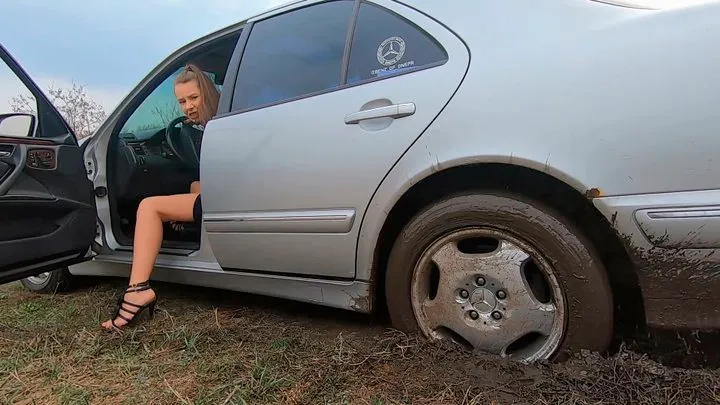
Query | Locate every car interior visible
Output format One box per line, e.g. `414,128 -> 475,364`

105,31 -> 242,251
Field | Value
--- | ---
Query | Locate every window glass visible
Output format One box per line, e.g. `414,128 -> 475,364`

0,60 -> 38,138
346,2 -> 448,84
120,69 -> 220,135
232,0 -> 355,112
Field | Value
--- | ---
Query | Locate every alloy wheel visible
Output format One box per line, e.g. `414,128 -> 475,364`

410,227 -> 566,362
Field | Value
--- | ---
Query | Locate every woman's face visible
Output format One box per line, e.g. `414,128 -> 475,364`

175,79 -> 203,124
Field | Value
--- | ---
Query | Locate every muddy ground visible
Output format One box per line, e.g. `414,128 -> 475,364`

1,278 -> 719,404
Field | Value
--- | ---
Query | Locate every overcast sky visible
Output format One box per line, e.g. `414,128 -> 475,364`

0,0 -> 287,112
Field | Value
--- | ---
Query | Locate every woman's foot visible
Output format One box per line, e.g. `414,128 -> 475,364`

101,281 -> 157,330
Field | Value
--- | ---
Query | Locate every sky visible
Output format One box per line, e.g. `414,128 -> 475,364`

0,0 -> 288,113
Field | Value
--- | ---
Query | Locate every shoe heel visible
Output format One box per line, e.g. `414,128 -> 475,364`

148,301 -> 157,319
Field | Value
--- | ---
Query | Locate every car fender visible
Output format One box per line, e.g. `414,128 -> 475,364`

354,137 -> 595,283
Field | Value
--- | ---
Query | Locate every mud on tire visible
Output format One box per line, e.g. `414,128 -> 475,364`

384,192 -> 613,362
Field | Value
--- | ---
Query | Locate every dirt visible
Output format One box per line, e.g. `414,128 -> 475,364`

1,278 -> 719,404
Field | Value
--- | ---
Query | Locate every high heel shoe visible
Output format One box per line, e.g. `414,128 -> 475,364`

106,280 -> 157,330
170,221 -> 185,232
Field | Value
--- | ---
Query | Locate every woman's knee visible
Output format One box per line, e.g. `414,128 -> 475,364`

140,194 -> 197,223
190,181 -> 201,194
137,196 -> 161,218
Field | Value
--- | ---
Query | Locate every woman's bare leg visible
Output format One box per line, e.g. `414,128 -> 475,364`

101,193 -> 199,329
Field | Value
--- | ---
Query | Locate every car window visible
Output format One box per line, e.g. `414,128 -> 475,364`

231,0 -> 355,112
346,2 -> 448,84
120,68 -> 220,136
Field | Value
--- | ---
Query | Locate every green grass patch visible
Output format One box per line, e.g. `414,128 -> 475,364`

2,281 -> 720,405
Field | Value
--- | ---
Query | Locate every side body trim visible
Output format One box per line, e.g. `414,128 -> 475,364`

204,208 -> 356,233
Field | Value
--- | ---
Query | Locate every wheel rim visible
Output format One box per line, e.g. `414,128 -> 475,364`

25,272 -> 51,285
410,227 -> 566,363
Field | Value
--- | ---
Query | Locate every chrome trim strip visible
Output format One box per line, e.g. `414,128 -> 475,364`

588,0 -> 655,9
204,208 -> 356,233
635,205 -> 720,249
647,208 -> 720,219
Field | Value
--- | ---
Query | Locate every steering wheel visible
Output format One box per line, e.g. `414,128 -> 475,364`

164,115 -> 202,169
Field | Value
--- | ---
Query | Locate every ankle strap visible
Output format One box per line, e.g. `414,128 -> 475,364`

126,281 -> 151,293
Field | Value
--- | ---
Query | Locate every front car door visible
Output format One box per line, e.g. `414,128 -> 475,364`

201,0 -> 469,278
0,44 -> 96,283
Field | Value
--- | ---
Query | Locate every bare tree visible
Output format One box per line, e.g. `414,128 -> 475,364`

130,102 -> 183,132
10,81 -> 107,139
151,101 -> 182,126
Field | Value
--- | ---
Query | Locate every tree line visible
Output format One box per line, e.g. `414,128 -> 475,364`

10,82 -> 107,139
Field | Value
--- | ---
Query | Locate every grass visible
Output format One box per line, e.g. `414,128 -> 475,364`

1,279 -> 719,404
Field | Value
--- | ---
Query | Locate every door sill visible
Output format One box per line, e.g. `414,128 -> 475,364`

115,246 -> 197,256
113,234 -> 200,255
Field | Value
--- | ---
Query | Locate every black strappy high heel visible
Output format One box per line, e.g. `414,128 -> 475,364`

107,281 -> 157,330
170,221 -> 185,232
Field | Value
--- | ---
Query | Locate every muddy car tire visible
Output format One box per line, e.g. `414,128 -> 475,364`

20,267 -> 74,294
384,192 -> 613,362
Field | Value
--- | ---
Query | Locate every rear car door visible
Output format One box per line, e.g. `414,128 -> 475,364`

0,44 -> 96,284
201,0 -> 469,278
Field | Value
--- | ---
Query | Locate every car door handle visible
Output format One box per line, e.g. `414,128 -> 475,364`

344,103 -> 416,125
0,151 -> 10,158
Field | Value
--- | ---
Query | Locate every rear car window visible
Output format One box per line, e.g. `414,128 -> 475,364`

346,2 -> 448,84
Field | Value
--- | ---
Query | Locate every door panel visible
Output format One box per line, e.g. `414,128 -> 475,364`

0,45 -> 96,284
201,0 -> 469,278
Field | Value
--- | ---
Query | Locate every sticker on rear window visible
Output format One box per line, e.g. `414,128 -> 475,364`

371,36 -> 415,77
377,36 -> 406,66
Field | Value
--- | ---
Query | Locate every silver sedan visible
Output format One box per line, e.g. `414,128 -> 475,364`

1,0 -> 719,363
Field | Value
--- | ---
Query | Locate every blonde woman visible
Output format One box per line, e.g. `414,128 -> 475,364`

102,64 -> 219,330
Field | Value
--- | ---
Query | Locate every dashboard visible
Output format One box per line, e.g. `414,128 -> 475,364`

119,127 -> 176,163
112,127 -> 196,201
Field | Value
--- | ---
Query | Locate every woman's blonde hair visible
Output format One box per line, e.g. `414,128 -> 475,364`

174,63 -> 220,126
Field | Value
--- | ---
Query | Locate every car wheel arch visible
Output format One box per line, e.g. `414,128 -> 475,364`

362,161 -> 647,338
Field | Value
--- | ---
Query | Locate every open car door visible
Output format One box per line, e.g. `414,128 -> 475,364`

0,44 -> 96,284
